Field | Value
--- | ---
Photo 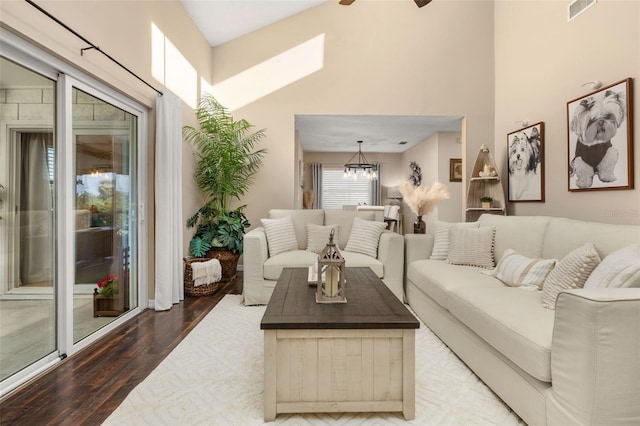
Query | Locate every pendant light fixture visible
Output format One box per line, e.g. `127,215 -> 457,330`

343,140 -> 378,180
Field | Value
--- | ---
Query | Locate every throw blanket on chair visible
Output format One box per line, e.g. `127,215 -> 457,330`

191,259 -> 222,287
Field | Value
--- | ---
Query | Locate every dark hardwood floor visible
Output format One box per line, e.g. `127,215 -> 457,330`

0,276 -> 242,426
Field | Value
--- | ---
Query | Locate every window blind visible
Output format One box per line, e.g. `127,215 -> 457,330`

321,166 -> 372,209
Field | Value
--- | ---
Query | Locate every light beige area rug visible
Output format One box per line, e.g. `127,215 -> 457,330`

104,294 -> 525,425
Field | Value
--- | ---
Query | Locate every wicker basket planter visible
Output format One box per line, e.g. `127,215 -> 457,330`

206,248 -> 240,282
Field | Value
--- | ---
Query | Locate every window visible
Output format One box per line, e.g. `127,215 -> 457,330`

321,166 -> 372,209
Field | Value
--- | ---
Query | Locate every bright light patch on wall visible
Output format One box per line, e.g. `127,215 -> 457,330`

211,34 -> 325,111
151,23 -> 165,84
151,23 -> 198,108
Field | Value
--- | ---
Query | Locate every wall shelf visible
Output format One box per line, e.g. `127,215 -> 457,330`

465,144 -> 506,222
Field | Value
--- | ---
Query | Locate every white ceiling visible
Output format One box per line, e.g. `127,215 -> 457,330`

181,0 -> 326,47
181,0 -> 458,154
296,115 -> 462,153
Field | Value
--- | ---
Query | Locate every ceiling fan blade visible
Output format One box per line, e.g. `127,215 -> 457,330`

339,0 -> 356,5
414,0 -> 433,7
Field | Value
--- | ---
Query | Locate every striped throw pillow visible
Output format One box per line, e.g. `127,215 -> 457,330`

446,226 -> 496,269
541,242 -> 601,309
344,217 -> 387,258
261,216 -> 298,257
431,221 -> 480,260
492,249 -> 556,289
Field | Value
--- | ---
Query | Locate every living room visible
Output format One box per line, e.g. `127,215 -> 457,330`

0,0 -> 639,424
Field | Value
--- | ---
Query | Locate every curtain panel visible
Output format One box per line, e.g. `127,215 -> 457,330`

311,163 -> 322,209
154,91 -> 183,310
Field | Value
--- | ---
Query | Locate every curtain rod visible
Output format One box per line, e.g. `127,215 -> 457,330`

25,0 -> 163,96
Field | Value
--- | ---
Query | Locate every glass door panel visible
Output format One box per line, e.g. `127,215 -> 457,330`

0,57 -> 57,381
72,88 -> 137,343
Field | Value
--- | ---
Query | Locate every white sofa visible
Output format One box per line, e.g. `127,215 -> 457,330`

405,214 -> 640,425
243,209 -> 404,305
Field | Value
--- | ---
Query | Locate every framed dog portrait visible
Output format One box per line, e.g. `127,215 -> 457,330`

567,78 -> 634,192
507,122 -> 545,202
449,158 -> 462,182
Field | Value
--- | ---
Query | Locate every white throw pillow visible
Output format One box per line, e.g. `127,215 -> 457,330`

491,249 -> 556,289
306,224 -> 340,254
446,226 -> 496,269
431,221 -> 480,260
261,216 -> 298,257
541,242 -> 601,310
344,217 -> 387,258
584,243 -> 640,288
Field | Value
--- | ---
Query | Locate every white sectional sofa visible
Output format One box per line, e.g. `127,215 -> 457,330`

243,209 -> 404,305
405,214 -> 640,425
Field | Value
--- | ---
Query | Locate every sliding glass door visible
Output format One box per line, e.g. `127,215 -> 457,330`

0,57 -> 57,384
71,87 -> 138,343
0,34 -> 147,396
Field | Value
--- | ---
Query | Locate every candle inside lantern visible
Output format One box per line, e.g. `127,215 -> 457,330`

326,266 -> 339,297
483,164 -> 491,174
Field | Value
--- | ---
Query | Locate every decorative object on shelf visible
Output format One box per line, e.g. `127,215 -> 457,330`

316,228 -> 346,303
508,122 -> 545,202
449,158 -> 462,182
409,161 -> 422,186
567,77 -> 633,191
343,140 -> 378,180
480,196 -> 493,209
183,94 -> 267,281
398,180 -> 450,234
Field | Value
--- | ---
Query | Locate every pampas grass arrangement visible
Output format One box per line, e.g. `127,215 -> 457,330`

399,180 -> 450,216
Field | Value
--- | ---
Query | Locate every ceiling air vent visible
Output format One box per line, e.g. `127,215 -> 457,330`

568,0 -> 596,22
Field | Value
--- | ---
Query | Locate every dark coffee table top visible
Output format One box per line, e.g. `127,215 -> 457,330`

260,267 -> 420,330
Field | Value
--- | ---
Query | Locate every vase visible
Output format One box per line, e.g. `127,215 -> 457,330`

413,215 -> 426,234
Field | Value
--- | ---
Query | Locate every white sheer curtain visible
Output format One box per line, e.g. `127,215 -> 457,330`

154,91 -> 183,310
19,133 -> 53,284
311,163 -> 322,209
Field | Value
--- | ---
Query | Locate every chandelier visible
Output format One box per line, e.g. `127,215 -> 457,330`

343,140 -> 378,180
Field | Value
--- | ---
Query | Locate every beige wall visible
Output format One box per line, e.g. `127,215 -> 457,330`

398,132 -> 463,233
1,0 -> 214,297
210,1 -> 495,232
495,0 -> 640,225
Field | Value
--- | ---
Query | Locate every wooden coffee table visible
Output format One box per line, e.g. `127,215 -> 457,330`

260,267 -> 420,421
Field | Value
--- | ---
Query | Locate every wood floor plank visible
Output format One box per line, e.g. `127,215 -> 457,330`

0,276 -> 241,425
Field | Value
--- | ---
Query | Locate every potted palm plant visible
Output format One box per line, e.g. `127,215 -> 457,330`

183,94 -> 266,281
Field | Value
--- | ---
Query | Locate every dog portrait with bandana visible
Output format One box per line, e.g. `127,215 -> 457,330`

567,78 -> 633,190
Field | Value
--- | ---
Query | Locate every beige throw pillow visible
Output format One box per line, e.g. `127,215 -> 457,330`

344,217 -> 387,258
306,224 -> 340,254
541,242 -> 601,310
430,221 -> 480,260
491,249 -> 556,289
446,226 -> 496,269
261,216 -> 298,257
584,243 -> 640,288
